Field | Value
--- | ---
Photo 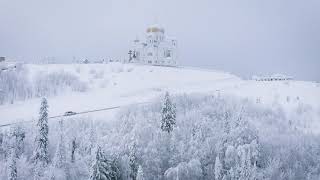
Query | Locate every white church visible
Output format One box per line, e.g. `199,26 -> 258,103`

129,25 -> 178,66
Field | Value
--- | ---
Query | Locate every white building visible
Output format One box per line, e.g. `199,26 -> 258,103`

130,25 -> 178,66
252,74 -> 293,81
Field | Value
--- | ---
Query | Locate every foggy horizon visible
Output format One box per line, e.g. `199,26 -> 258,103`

1,0 -> 319,81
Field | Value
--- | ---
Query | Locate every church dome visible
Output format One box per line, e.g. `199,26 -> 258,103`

146,25 -> 165,33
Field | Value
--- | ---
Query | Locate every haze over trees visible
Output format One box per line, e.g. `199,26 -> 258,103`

0,67 -> 87,105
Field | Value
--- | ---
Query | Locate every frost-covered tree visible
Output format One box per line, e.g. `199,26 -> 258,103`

33,97 -> 49,180
1,92 -> 319,180
164,159 -> 202,180
90,146 -> 107,180
70,137 -> 77,163
161,92 -> 176,133
10,125 -> 25,158
250,139 -> 259,169
215,156 -> 223,180
53,119 -> 67,169
6,125 -> 26,180
7,147 -> 18,180
136,166 -> 144,180
228,167 -> 237,180
87,121 -> 97,156
7,132 -> 19,180
42,120 -> 68,180
0,68 -> 87,105
90,146 -> 119,180
129,143 -> 138,180
118,155 -> 130,180
237,144 -> 252,180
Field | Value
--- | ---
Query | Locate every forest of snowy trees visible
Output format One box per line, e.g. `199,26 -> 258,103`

0,67 -> 87,105
0,93 -> 319,180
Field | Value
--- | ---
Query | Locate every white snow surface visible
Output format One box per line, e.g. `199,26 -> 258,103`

1,63 -> 319,132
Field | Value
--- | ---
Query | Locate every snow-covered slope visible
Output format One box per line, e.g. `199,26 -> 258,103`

0,63 -> 319,132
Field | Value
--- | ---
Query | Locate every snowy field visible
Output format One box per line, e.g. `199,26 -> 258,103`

0,63 -> 319,132
2,63 -> 241,124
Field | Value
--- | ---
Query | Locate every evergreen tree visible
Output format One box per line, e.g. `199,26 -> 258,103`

250,139 -> 259,168
11,125 -> 25,158
53,119 -> 66,169
7,132 -> 18,180
215,156 -> 223,180
87,121 -> 97,155
250,139 -> 259,180
129,143 -> 138,180
228,167 -> 237,180
46,119 -> 68,180
90,146 -> 119,180
161,92 -> 176,133
7,125 -> 25,180
33,97 -> 49,179
7,147 -> 17,180
237,145 -> 252,180
70,137 -> 77,163
136,166 -> 144,180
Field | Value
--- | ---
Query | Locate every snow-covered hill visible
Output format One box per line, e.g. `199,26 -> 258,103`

1,63 -> 320,180
0,63 -> 319,132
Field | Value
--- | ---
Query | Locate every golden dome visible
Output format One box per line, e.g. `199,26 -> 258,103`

146,26 -> 164,33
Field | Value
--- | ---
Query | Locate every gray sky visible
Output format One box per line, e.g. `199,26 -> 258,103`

0,0 -> 319,81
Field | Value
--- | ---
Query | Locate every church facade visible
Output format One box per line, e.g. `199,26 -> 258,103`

130,25 -> 178,66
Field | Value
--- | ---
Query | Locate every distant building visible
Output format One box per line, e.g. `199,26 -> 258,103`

252,74 -> 293,81
0,57 -> 5,62
82,59 -> 90,64
130,24 -> 178,66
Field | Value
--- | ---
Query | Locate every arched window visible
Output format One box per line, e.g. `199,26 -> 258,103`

165,50 -> 171,58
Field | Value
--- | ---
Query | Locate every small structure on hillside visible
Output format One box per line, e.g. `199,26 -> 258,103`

129,24 -> 178,66
252,74 -> 293,81
0,57 -> 23,71
82,59 -> 90,64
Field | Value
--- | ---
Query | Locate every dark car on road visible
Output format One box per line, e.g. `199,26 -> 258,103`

64,111 -> 76,116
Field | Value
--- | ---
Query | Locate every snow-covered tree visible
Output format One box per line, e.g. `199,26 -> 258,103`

90,146 -> 119,180
228,167 -> 237,180
70,137 -> 77,163
136,166 -> 144,180
237,144 -> 252,180
7,147 -> 18,180
164,159 -> 202,180
33,97 -> 49,180
1,92 -> 319,180
0,68 -> 87,105
118,155 -> 130,180
6,125 -> 26,160
53,119 -> 67,169
215,156 -> 223,180
161,92 -> 176,133
129,143 -> 138,180
6,125 -> 26,180
87,121 -> 97,156
250,139 -> 259,168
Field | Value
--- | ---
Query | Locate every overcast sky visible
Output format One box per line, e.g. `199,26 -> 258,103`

0,0 -> 319,81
